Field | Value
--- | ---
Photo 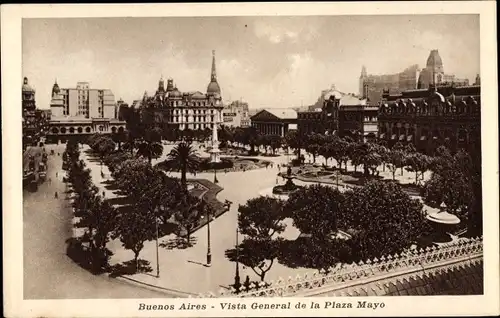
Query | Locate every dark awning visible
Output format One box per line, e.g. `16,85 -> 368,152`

391,134 -> 397,140
407,135 -> 413,141
399,134 -> 406,141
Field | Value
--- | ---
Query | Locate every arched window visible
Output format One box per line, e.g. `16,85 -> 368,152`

61,127 -> 67,134
118,127 -> 124,133
52,127 -> 59,134
111,126 -> 117,133
69,127 -> 75,134
85,127 -> 92,133
77,127 -> 83,133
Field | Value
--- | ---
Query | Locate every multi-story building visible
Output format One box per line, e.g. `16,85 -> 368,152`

417,50 -> 469,89
141,50 -> 224,133
298,87 -> 377,140
222,100 -> 251,128
50,81 -> 117,119
377,83 -> 480,154
22,77 -> 40,147
359,64 -> 421,104
338,105 -> 379,142
47,80 -> 125,143
250,109 -> 298,137
298,95 -> 340,135
360,49 -> 470,104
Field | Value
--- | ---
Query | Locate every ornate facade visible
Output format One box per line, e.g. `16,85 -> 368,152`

251,109 -> 298,137
377,83 -> 481,154
141,50 -> 224,132
22,77 -> 47,147
298,89 -> 377,141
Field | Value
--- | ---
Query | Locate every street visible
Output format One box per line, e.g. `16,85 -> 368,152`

23,144 -> 174,299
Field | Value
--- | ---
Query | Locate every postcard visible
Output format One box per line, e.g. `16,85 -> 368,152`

2,2 -> 499,317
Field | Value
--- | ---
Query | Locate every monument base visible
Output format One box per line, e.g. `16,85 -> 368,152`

210,148 -> 221,163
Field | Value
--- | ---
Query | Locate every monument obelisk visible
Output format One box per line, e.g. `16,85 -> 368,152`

209,120 -> 221,163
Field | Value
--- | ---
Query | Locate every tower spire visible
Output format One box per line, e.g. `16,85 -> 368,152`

211,50 -> 217,82
361,65 -> 367,78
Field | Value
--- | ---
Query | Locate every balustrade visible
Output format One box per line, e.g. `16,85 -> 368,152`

196,237 -> 483,298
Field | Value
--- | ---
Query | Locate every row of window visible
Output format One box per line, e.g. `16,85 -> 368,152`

50,126 -> 125,134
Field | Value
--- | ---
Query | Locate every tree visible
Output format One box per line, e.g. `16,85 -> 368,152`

114,205 -> 156,272
392,142 -> 408,176
162,142 -> 200,189
112,158 -> 162,201
284,130 -> 304,161
226,238 -> 282,282
225,196 -> 286,282
330,137 -> 349,171
135,128 -> 163,164
238,196 -> 286,240
173,192 -> 206,243
386,148 -> 405,180
405,152 -> 432,185
341,181 -> 431,261
422,150 -> 476,221
268,135 -> 282,155
285,184 -> 344,239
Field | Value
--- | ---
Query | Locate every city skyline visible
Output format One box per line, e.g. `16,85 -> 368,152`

23,15 -> 479,110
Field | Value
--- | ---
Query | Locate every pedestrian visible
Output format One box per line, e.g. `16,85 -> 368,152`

48,178 -> 52,184
54,191 -> 58,199
56,172 -> 58,178
276,177 -> 279,184
102,191 -> 106,197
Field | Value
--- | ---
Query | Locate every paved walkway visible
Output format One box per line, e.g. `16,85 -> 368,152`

80,142 -> 431,295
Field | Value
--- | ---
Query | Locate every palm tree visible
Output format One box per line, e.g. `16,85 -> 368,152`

135,139 -> 163,165
164,142 -> 200,189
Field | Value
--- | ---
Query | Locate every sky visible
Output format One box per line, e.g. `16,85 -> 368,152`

23,15 -> 479,110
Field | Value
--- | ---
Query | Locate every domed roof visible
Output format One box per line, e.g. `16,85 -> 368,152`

22,77 -> 35,93
169,88 -> 182,98
426,50 -> 443,67
207,81 -> 221,95
51,80 -> 60,96
192,91 -> 206,99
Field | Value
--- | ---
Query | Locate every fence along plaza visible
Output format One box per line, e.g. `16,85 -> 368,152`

193,236 -> 483,298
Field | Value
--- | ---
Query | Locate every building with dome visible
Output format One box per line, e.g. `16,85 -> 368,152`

22,77 -> 48,147
141,50 -> 224,133
46,80 -> 125,143
377,82 -> 481,154
417,49 -> 469,89
360,50 -> 470,104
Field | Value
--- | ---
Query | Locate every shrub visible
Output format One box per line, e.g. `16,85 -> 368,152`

199,158 -> 234,171
291,158 -> 302,166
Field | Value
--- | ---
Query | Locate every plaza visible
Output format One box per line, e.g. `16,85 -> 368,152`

76,141 -> 435,296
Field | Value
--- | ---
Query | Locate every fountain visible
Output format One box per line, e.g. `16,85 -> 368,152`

272,166 -> 303,195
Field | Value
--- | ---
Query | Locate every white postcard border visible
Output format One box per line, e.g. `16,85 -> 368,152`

2,2 -> 499,317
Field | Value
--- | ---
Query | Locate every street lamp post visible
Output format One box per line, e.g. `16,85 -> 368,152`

155,214 -> 160,278
153,204 -> 164,278
234,227 -> 241,291
213,168 -> 218,184
206,207 -> 212,267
